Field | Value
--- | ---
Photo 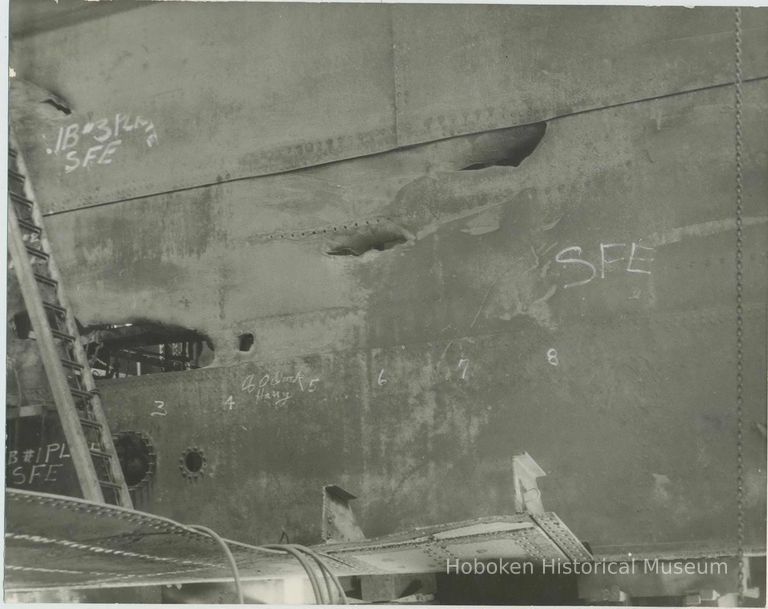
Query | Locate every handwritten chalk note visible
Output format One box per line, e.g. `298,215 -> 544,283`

46,113 -> 159,173
372,355 -> 475,389
6,442 -> 71,486
547,348 -> 559,366
554,242 -> 655,289
150,400 -> 168,417
457,358 -> 470,380
240,369 -> 320,409
377,369 -> 388,386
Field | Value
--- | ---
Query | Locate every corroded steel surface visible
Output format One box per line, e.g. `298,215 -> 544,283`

9,5 -> 768,212
6,4 -> 767,565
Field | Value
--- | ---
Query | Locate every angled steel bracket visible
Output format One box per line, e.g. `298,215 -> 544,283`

322,485 -> 366,542
513,452 -> 546,514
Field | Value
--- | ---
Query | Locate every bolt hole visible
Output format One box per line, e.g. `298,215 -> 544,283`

184,449 -> 204,474
238,333 -> 254,352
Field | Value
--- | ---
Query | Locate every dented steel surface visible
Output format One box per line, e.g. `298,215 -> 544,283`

9,4 -> 768,212
7,2 -> 768,563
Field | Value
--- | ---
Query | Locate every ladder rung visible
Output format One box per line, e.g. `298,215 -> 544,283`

51,328 -> 75,342
17,219 -> 41,235
90,448 -> 113,460
42,301 -> 67,316
69,386 -> 100,398
70,387 -> 93,399
9,147 -> 18,159
34,272 -> 58,288
60,358 -> 84,371
98,480 -> 122,490
79,418 -> 102,430
25,245 -> 49,261
8,169 -> 26,183
9,192 -> 33,207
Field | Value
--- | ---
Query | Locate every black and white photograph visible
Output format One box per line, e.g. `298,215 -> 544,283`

2,0 -> 767,604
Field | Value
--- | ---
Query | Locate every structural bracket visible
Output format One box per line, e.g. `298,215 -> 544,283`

513,452 -> 546,514
322,485 -> 366,543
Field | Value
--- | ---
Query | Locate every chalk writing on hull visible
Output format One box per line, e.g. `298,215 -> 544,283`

240,370 -> 320,409
6,442 -> 72,486
45,113 -> 159,173
377,369 -> 388,386
547,348 -> 559,366
457,358 -> 470,380
554,242 -> 655,289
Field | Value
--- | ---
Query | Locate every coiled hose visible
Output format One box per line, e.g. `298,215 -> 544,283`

187,525 -> 348,604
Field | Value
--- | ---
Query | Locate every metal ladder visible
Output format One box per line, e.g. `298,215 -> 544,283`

7,139 -> 133,508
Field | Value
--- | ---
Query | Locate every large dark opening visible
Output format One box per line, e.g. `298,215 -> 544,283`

113,431 -> 156,488
460,122 -> 547,171
81,321 -> 214,378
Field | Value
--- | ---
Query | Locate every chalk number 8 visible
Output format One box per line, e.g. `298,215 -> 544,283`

546,348 -> 559,367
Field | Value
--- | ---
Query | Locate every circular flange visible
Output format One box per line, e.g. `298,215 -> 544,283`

112,431 -> 156,491
179,447 -> 206,481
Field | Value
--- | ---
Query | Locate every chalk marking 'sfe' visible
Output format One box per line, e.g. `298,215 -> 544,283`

555,242 -> 655,289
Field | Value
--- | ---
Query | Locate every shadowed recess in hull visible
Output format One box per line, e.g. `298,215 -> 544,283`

324,123 -> 546,256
